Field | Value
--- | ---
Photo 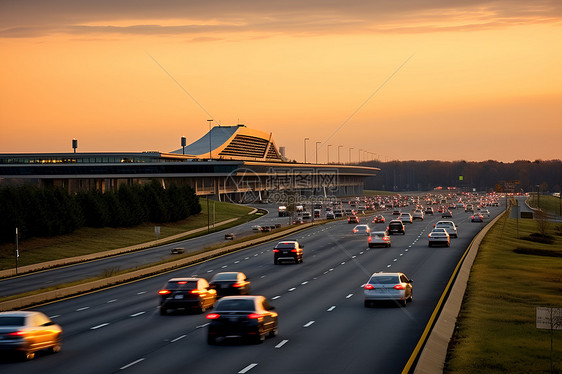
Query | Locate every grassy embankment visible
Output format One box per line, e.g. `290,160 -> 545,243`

444,205 -> 562,373
528,194 -> 562,216
0,199 -> 258,271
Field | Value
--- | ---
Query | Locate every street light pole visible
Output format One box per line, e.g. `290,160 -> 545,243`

304,137 -> 309,163
316,141 -> 321,163
327,145 -> 332,164
349,147 -> 354,163
338,145 -> 343,164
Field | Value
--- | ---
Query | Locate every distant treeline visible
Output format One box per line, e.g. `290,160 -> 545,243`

364,159 -> 562,193
0,181 -> 201,243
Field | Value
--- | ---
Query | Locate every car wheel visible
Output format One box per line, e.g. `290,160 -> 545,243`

23,351 -> 35,360
269,325 -> 278,337
387,243 -> 391,248
207,334 -> 217,345
49,338 -> 62,354
400,299 -> 407,307
274,259 -> 279,265
364,300 -> 371,308
408,292 -> 413,303
254,333 -> 266,344
160,307 -> 167,316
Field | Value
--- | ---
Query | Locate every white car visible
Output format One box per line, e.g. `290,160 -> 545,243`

433,220 -> 458,238
353,224 -> 371,235
412,210 -> 424,221
479,208 -> 490,217
398,213 -> 413,224
364,272 -> 413,307
428,228 -> 450,247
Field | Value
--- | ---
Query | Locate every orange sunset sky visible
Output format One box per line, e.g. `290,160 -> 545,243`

1,1 -> 561,163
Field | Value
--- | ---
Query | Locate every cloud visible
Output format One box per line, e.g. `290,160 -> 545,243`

1,0 -> 561,38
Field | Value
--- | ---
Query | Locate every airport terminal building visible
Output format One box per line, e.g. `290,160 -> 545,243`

0,125 -> 379,203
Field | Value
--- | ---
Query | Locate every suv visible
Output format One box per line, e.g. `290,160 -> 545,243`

273,241 -> 304,264
348,215 -> 360,224
387,220 -> 405,235
158,277 -> 217,315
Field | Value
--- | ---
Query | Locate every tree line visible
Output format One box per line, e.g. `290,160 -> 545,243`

0,181 -> 201,243
363,159 -> 562,193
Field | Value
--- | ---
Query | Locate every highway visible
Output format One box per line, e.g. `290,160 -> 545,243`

0,204 -> 504,373
0,204 -> 290,298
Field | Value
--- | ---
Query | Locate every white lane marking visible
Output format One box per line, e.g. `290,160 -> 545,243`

329,268 -> 334,271
304,321 -> 315,327
196,323 -> 210,329
352,256 -> 357,259
137,291 -> 147,295
107,299 -> 118,303
327,306 -> 336,312
272,296 -> 281,300
400,253 -> 403,256
341,262 -> 346,265
76,307 -> 89,312
234,261 -> 240,264
244,257 -> 250,260
360,251 -> 364,255
387,265 -> 392,268
239,363 -> 258,373
275,340 -> 289,348
49,315 -> 60,319
91,323 -> 109,330
120,358 -> 145,370
301,281 -> 308,285
130,312 -> 145,317
207,269 -> 214,273
405,249 -> 409,252
222,265 -> 228,268
346,294 -> 353,299
393,258 -> 397,262
288,288 -> 296,292
171,335 -> 186,342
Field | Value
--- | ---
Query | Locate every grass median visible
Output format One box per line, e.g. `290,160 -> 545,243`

0,199 -> 259,271
444,211 -> 562,373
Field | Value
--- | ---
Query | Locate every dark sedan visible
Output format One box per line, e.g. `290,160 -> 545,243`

209,272 -> 251,297
206,295 -> 278,344
158,277 -> 217,315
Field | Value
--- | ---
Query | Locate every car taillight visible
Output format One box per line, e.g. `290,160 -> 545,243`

190,289 -> 203,294
383,237 -> 389,241
364,284 -> 374,290
247,313 -> 262,319
394,284 -> 405,290
7,331 -> 26,337
158,290 -> 171,295
368,237 -> 372,242
232,282 -> 243,288
273,249 -> 279,253
290,249 -> 297,252
206,313 -> 220,319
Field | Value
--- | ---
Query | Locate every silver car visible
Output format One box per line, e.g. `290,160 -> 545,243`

433,220 -> 458,238
428,228 -> 450,247
0,311 -> 62,360
368,230 -> 391,248
353,224 -> 371,235
398,213 -> 413,224
364,272 -> 413,307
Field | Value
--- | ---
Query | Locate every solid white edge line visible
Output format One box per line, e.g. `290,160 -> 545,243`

303,321 -> 315,327
272,296 -> 280,300
327,306 -> 336,312
346,294 -> 353,299
130,312 -> 145,317
171,335 -> 186,342
238,363 -> 258,373
76,307 -> 89,311
120,358 -> 145,370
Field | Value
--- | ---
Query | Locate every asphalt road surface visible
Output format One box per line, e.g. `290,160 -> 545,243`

1,204 -> 504,373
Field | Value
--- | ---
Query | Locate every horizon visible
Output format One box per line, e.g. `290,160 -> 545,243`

1,1 -> 561,163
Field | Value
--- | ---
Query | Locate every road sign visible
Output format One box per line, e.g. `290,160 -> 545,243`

536,307 -> 562,330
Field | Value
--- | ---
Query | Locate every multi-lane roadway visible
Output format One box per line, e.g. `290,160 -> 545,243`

1,204 -> 504,373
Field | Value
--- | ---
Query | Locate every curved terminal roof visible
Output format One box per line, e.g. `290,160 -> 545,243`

171,124 -> 284,162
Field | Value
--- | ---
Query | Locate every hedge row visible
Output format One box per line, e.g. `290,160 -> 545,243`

0,181 -> 201,243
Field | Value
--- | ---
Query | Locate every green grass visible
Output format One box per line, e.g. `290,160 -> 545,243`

0,199 -> 257,270
444,214 -> 562,373
364,190 -> 397,196
528,194 -> 562,216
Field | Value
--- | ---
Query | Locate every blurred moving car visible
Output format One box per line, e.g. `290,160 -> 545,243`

206,295 -> 278,344
424,207 -> 434,215
348,215 -> 360,224
326,211 -> 335,219
273,240 -> 304,264
387,220 -> 405,235
0,311 -> 62,360
442,210 -> 453,218
428,228 -> 450,247
368,231 -> 391,248
170,247 -> 185,254
158,278 -> 217,315
224,233 -> 236,240
209,272 -> 251,297
392,208 -> 401,215
471,213 -> 483,222
399,212 -> 413,224
434,220 -> 458,238
479,208 -> 490,217
364,272 -> 413,307
412,210 -> 424,221
353,224 -> 371,235
372,215 -> 385,223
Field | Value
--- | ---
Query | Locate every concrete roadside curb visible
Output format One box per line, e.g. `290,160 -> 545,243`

0,222 -> 315,311
0,217 -> 241,279
412,212 -> 505,373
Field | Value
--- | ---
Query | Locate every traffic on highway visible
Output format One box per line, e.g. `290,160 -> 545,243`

0,192 -> 505,373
